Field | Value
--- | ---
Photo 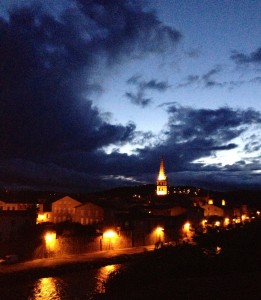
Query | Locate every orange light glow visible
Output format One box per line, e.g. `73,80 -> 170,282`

202,219 -> 207,226
208,199 -> 213,205
103,230 -> 116,239
215,221 -> 221,227
156,157 -> 168,196
95,265 -> 120,293
45,232 -> 56,251
224,218 -> 230,226
154,226 -> 164,243
183,222 -> 190,232
37,213 -> 46,224
32,277 -> 62,299
156,226 -> 164,234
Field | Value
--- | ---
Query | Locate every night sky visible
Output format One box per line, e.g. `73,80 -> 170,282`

0,0 -> 260,192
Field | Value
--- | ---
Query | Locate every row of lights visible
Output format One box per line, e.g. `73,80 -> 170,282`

44,211 -> 261,253
202,210 -> 260,228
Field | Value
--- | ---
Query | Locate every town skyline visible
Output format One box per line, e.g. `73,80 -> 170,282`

0,1 -> 260,193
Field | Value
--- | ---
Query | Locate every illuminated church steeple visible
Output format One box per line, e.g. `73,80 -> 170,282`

156,157 -> 168,196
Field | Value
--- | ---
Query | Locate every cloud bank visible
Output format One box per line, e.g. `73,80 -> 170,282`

125,75 -> 170,107
0,1 -> 260,192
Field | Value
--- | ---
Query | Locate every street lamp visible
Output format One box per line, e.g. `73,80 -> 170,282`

103,230 -> 117,250
182,222 -> 192,243
183,222 -> 190,232
154,226 -> 164,249
44,232 -> 56,256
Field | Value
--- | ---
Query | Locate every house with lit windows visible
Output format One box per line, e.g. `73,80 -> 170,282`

74,202 -> 104,226
51,196 -> 82,223
0,200 -> 37,211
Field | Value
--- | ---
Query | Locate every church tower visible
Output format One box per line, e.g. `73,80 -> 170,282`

156,157 -> 168,196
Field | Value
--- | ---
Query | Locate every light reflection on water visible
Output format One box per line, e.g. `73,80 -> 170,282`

28,277 -> 67,300
95,264 -> 120,293
1,264 -> 121,300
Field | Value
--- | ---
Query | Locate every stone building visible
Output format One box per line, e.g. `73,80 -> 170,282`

51,196 -> 82,223
74,202 -> 104,226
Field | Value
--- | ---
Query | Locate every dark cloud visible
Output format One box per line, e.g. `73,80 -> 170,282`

132,104 -> 261,190
0,2 -> 260,192
231,47 -> 261,65
125,91 -> 152,107
105,105 -> 260,190
177,66 -> 225,89
1,102 -> 260,191
177,65 -> 261,90
202,66 -> 223,87
176,75 -> 200,88
244,139 -> 261,153
0,1 -> 181,191
125,75 -> 170,107
165,105 -> 261,143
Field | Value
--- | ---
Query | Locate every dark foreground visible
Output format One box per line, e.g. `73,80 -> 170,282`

99,245 -> 261,300
100,220 -> 261,300
1,220 -> 260,299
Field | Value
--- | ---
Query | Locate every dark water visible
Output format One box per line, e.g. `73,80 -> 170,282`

0,264 -> 121,300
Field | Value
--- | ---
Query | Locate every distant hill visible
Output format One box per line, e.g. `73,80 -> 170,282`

1,185 -> 260,208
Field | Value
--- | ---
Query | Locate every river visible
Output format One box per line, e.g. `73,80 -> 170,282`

0,264 -> 121,300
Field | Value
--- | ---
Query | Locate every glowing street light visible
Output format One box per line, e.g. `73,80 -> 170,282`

215,221 -> 221,227
183,222 -> 190,232
44,232 -> 56,255
224,218 -> 230,226
156,226 -> 164,235
154,227 -> 164,248
103,230 -> 116,239
182,222 -> 194,243
103,229 -> 117,250
202,219 -> 207,227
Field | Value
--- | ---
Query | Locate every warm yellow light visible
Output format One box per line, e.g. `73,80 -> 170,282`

157,189 -> 167,196
208,199 -> 213,205
32,278 -> 59,299
158,174 -> 166,180
103,230 -> 116,239
202,219 -> 207,226
222,199 -> 226,206
216,246 -> 222,254
45,232 -> 56,244
224,218 -> 230,226
95,265 -> 120,293
215,221 -> 221,227
257,211 -> 260,216
39,214 -> 45,220
156,226 -> 164,234
183,222 -> 190,232
154,226 -> 164,243
37,214 -> 46,224
44,232 -> 56,252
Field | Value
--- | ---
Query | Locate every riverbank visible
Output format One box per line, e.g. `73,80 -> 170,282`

99,244 -> 261,300
0,245 -> 154,283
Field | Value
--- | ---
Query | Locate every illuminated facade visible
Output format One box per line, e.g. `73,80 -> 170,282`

156,157 -> 168,196
51,196 -> 82,223
74,202 -> 104,225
